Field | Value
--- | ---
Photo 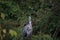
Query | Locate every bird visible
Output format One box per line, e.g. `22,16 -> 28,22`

22,16 -> 32,40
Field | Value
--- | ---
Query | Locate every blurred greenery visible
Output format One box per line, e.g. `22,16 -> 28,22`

0,0 -> 60,40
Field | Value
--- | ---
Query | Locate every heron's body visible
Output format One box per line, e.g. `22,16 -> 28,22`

22,16 -> 32,39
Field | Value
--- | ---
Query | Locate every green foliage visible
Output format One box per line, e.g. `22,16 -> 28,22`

0,0 -> 60,40
31,34 -> 53,40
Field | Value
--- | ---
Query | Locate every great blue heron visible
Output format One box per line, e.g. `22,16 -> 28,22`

22,16 -> 32,40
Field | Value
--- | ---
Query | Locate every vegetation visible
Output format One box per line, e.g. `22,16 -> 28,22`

0,0 -> 60,40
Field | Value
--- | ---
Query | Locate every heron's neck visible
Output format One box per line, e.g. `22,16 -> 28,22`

28,16 -> 32,24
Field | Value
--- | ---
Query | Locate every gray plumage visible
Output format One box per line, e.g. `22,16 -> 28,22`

22,16 -> 32,39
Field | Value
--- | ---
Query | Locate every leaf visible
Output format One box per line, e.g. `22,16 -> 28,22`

1,13 -> 5,19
